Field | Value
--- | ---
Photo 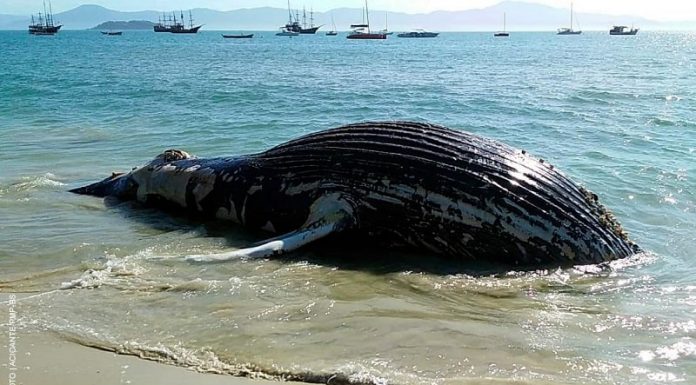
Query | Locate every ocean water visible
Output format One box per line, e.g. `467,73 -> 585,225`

1,30 -> 695,384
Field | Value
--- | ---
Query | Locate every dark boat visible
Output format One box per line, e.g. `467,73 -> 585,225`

101,31 -> 123,36
346,1 -> 387,40
153,13 -> 173,32
494,12 -> 509,37
222,33 -> 254,39
169,11 -> 202,34
397,29 -> 439,38
282,2 -> 322,34
28,1 -> 61,35
610,25 -> 639,35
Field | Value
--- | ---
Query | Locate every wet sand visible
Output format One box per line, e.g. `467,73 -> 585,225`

1,332 -> 298,385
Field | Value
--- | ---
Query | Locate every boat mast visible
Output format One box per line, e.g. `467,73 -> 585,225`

503,12 -> 506,32
365,0 -> 370,32
189,10 -> 193,29
48,0 -> 54,27
42,0 -> 47,27
570,2 -> 573,30
287,0 -> 292,23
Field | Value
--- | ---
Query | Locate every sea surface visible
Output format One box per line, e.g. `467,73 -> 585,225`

1,30 -> 695,384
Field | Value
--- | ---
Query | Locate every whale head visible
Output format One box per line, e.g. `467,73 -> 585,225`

70,149 -> 194,199
69,172 -> 138,199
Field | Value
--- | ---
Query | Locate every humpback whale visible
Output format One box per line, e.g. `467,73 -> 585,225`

70,121 -> 640,267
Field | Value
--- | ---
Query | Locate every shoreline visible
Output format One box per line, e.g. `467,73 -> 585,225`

1,331 -> 301,385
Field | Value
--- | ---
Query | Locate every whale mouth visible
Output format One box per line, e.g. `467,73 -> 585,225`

70,172 -> 137,199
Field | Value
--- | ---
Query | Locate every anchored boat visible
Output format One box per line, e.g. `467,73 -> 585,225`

557,2 -> 582,35
347,0 -> 387,40
169,11 -> 202,34
494,12 -> 509,37
222,33 -> 254,39
281,1 -> 321,34
28,0 -> 61,35
397,29 -> 439,38
326,14 -> 338,36
610,25 -> 639,35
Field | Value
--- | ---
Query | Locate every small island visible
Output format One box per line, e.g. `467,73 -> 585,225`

90,20 -> 156,30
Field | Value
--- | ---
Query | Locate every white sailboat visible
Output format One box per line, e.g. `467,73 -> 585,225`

326,14 -> 338,35
557,2 -> 582,35
379,12 -> 393,36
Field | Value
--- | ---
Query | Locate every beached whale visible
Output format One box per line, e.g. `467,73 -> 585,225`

70,121 -> 640,267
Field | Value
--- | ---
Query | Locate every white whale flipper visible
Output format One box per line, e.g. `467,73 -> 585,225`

186,194 -> 355,263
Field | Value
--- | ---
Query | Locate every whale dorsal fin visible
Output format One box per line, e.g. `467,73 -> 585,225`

186,193 -> 356,263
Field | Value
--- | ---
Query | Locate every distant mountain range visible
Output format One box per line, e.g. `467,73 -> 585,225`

0,2 -> 693,31
91,20 -> 155,30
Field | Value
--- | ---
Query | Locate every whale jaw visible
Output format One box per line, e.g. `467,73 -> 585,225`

70,173 -> 137,200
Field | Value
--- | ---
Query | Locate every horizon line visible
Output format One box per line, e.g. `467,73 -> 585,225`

3,2 -> 692,24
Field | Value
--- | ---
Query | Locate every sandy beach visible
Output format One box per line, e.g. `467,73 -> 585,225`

1,331 -> 299,385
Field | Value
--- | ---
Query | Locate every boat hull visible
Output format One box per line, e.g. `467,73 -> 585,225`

397,32 -> 439,38
29,24 -> 61,34
170,25 -> 202,34
222,34 -> 254,39
347,33 -> 387,40
299,26 -> 321,34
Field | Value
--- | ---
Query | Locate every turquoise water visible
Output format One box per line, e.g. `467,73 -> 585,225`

1,30 -> 695,384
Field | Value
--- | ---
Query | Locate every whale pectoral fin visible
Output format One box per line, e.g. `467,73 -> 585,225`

186,220 -> 340,263
187,194 -> 356,263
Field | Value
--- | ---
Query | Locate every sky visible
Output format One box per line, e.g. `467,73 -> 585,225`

3,0 -> 696,22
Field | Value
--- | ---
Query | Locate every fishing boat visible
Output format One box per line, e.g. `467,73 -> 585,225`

610,25 -> 639,35
557,2 -> 582,35
397,29 -> 439,38
282,2 -> 321,34
169,11 -> 202,34
28,1 -> 61,35
494,12 -> 509,37
347,0 -> 387,40
222,33 -> 254,39
101,31 -> 123,36
326,14 -> 338,36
